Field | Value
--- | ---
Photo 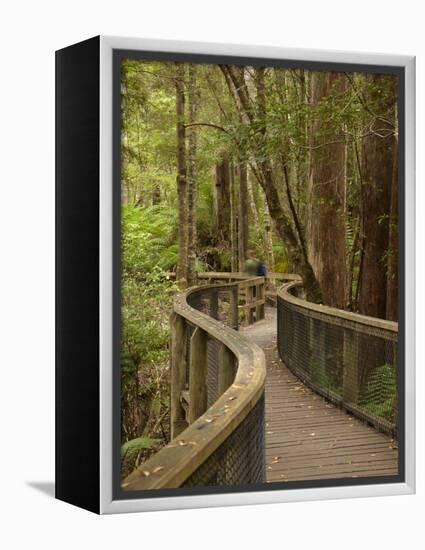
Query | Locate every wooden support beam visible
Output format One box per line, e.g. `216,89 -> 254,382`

170,312 -> 188,439
256,283 -> 265,320
218,344 -> 236,395
188,327 -> 208,424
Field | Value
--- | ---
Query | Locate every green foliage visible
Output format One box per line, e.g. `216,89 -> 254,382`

121,204 -> 179,448
121,436 -> 160,479
121,435 -> 159,461
121,272 -> 174,391
358,363 -> 397,422
121,204 -> 178,275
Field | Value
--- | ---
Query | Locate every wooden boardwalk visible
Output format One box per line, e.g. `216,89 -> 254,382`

241,307 -> 398,483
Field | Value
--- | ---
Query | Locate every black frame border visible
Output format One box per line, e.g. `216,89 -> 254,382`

56,36 -> 101,513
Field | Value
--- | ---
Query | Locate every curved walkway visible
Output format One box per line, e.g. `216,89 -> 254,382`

241,307 -> 398,483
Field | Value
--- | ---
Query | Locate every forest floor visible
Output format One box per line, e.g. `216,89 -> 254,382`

241,308 -> 399,483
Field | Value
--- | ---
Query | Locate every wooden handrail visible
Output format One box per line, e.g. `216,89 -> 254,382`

122,278 -> 267,491
162,271 -> 301,282
278,281 -> 398,335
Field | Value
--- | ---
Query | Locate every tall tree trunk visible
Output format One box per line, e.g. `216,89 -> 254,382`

358,75 -> 395,319
308,72 -> 347,309
175,63 -> 189,288
237,161 -> 249,270
386,132 -> 399,321
187,64 -> 197,286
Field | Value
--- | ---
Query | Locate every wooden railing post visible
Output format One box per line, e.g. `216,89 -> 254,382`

170,312 -> 187,439
218,344 -> 236,395
256,280 -> 265,320
188,327 -> 208,424
342,328 -> 360,404
247,284 -> 254,325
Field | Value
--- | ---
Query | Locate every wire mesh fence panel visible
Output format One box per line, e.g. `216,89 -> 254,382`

206,337 -> 220,407
183,396 -> 266,487
277,288 -> 398,436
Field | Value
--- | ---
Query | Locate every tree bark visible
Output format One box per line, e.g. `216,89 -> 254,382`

308,71 -> 347,309
175,63 -> 189,288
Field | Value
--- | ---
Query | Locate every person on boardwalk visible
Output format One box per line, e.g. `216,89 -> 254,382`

244,250 -> 267,277
244,249 -> 260,277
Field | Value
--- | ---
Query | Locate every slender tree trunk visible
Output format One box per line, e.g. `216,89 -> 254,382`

213,156 -> 231,246
263,199 -> 275,271
247,169 -> 261,235
308,72 -> 347,309
187,64 -> 197,286
358,75 -> 395,318
175,63 -> 189,288
230,162 -> 239,272
237,161 -> 249,271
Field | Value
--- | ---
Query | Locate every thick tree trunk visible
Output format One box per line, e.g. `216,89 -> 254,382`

175,63 -> 189,288
255,67 -> 322,301
308,72 -> 347,309
386,132 -> 399,321
187,64 -> 197,286
358,75 -> 395,319
237,161 -> 249,271
220,64 -> 322,301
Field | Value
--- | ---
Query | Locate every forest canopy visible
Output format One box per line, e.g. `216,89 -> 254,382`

120,58 -> 398,477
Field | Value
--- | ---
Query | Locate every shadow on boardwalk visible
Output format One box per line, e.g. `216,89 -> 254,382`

241,307 -> 398,483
